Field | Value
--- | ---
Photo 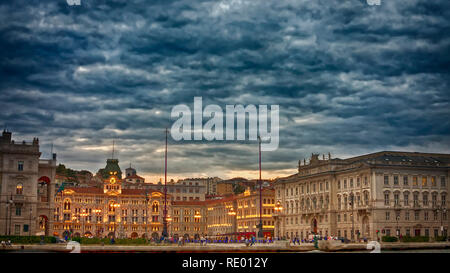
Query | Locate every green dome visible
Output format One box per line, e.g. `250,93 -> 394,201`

102,158 -> 122,179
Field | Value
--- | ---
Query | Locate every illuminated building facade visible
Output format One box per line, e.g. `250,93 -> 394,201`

171,201 -> 207,239
52,160 -> 172,239
206,188 -> 275,238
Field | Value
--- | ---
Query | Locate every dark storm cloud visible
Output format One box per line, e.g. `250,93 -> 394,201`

1,0 -> 449,180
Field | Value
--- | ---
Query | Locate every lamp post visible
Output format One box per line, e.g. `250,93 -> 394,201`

4,202 -> 9,235
166,214 -> 172,239
436,205 -> 447,236
71,214 -> 78,238
349,192 -> 354,242
80,210 -> 88,237
8,194 -> 12,236
38,180 -> 47,236
93,209 -> 102,237
396,213 -> 400,239
29,206 -> 32,237
228,207 -> 237,239
274,201 -> 283,239
145,190 -> 149,242
113,203 -> 120,239
194,210 -> 201,238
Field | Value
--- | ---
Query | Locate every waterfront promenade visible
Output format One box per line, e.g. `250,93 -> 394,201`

2,241 -> 450,253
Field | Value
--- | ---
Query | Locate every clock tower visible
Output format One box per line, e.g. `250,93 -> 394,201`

104,171 -> 122,195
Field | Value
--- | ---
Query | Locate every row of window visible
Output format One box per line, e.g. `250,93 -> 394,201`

383,192 -> 447,207
384,210 -> 448,221
283,181 -> 331,197
384,175 -> 446,187
337,176 -> 369,190
285,215 -> 329,226
337,192 -> 370,210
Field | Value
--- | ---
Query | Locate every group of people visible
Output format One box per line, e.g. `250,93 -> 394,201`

1,240 -> 12,247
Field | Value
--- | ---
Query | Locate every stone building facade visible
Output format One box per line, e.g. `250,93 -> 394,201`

171,201 -> 207,239
206,188 -> 275,238
0,130 -> 56,237
145,180 -> 207,201
274,151 -> 450,241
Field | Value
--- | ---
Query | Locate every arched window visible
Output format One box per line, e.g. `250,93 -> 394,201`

64,199 -> 71,210
16,183 -> 23,195
152,201 -> 159,213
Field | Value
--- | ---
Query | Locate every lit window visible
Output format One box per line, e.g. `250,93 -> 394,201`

16,184 -> 23,195
422,177 -> 427,187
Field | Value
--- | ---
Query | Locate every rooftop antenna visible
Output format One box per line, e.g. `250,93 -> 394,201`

112,139 -> 115,159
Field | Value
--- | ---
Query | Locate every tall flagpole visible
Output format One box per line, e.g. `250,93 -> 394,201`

112,139 -> 115,159
257,136 -> 263,238
162,128 -> 168,237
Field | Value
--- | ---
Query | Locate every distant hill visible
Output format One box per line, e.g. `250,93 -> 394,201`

56,164 -> 93,184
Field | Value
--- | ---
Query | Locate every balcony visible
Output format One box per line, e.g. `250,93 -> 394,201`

13,195 -> 25,202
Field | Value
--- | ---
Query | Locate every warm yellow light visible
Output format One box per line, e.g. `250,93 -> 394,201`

194,211 -> 202,219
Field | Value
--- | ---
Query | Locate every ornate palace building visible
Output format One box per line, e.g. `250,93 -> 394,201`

0,130 -> 56,237
52,157 -> 172,239
274,151 -> 450,241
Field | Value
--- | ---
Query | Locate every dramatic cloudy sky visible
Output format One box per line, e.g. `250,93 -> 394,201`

1,0 -> 449,182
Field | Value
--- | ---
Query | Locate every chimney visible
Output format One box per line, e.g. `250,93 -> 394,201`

2,130 -> 12,143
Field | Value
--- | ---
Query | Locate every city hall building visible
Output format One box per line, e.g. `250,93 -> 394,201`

274,151 -> 450,241
52,158 -> 174,239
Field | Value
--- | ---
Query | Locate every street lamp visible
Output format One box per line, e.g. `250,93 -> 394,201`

93,209 -> 102,237
436,205 -> 447,236
274,201 -> 283,239
80,210 -> 89,237
113,203 -> 120,239
228,207 -> 237,239
166,214 -> 172,238
145,191 -> 149,241
29,207 -> 32,237
349,192 -> 354,242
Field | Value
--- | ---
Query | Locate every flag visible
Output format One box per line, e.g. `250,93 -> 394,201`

55,182 -> 66,196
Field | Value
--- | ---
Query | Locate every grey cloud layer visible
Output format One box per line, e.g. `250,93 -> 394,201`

1,0 -> 449,180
